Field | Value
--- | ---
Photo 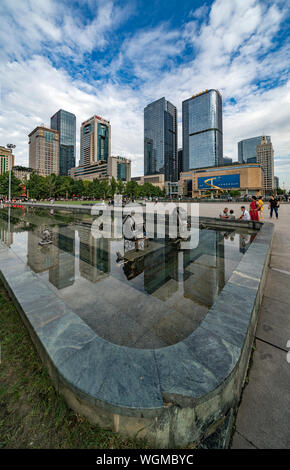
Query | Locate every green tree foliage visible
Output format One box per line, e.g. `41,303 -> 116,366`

0,172 -> 23,197
12,172 -> 166,200
229,190 -> 241,197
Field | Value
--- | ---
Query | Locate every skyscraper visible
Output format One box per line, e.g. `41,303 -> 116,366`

144,97 -> 177,182
50,109 -> 76,176
80,115 -> 111,166
256,136 -> 274,194
28,126 -> 59,176
0,146 -> 15,175
182,89 -> 223,171
238,136 -> 271,163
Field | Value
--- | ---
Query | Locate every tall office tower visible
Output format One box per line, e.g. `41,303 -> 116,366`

274,176 -> 279,190
80,115 -> 111,166
144,97 -> 177,182
0,146 -> 15,175
256,136 -> 274,194
50,109 -> 76,176
182,89 -> 223,171
238,136 -> 271,163
28,126 -> 59,176
177,149 -> 183,179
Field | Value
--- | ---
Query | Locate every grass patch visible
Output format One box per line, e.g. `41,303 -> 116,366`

0,280 -> 148,449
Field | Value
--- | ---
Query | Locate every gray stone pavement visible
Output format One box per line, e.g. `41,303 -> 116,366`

198,202 -> 290,449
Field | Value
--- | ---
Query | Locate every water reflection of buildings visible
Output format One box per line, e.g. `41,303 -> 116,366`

143,242 -> 179,296
0,224 -> 13,246
49,226 -> 75,289
27,225 -> 75,289
121,231 -> 226,307
27,225 -> 57,273
78,224 -> 110,283
182,230 -> 225,307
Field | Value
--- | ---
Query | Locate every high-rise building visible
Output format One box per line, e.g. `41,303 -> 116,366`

274,176 -> 279,190
256,136 -> 274,194
50,109 -> 76,176
182,89 -> 223,171
28,126 -> 59,176
223,156 -> 233,166
0,146 -> 15,175
238,136 -> 271,163
177,148 -> 183,179
80,115 -> 111,166
108,156 -> 131,181
144,97 -> 177,181
69,155 -> 131,182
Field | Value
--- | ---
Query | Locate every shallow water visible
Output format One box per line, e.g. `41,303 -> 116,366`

0,206 -> 256,348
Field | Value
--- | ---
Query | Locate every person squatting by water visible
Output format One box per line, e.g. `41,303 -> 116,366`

239,206 -> 251,221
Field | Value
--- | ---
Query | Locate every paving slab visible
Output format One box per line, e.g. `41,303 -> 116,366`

231,432 -> 257,449
256,296 -> 290,351
234,339 -> 290,449
263,268 -> 290,306
270,254 -> 290,272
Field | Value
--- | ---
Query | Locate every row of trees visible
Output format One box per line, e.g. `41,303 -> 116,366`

0,172 -> 165,200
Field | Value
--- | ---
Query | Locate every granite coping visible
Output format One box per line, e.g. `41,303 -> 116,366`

0,221 -> 274,415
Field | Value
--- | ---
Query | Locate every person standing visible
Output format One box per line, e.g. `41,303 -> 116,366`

249,196 -> 259,221
268,195 -> 279,219
257,196 -> 265,220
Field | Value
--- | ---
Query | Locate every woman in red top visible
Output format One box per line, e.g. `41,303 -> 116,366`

249,196 -> 259,221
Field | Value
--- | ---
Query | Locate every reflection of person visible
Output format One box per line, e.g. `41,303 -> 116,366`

249,196 -> 259,221
239,233 -> 250,253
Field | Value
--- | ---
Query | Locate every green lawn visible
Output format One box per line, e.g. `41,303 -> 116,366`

0,280 -> 147,449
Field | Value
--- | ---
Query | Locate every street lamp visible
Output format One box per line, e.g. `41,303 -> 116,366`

6,144 -> 16,202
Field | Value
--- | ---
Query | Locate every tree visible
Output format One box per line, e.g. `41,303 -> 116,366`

0,172 -> 22,197
110,177 -> 117,198
26,172 -> 46,199
99,180 -> 110,199
44,174 -> 57,198
125,180 -> 139,198
229,190 -> 241,197
117,180 -> 125,195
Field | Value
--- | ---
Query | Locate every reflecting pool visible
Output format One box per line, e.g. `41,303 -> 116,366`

0,205 -> 257,349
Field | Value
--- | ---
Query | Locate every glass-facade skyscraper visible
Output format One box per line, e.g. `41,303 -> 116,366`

144,97 -> 177,182
182,89 -> 223,171
51,109 -> 76,176
238,136 -> 271,163
80,115 -> 111,166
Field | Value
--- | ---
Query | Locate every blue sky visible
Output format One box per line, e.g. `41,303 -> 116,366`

0,0 -> 289,187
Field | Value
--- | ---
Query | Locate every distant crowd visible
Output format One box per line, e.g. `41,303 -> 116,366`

219,195 -> 281,222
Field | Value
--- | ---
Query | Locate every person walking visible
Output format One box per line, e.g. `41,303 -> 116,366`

249,196 -> 259,221
268,195 -> 279,219
257,195 -> 265,220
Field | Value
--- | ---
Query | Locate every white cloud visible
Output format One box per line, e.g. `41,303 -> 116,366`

0,0 -> 289,186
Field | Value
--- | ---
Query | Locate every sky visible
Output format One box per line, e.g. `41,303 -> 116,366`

0,0 -> 289,187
